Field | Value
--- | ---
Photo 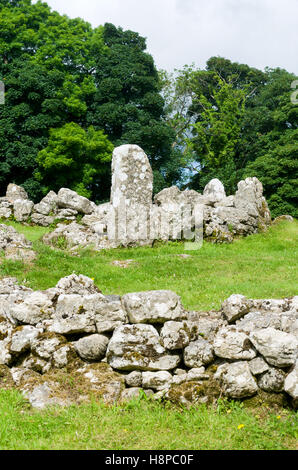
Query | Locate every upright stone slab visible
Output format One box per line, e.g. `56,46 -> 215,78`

111,144 -> 153,208
110,145 -> 153,245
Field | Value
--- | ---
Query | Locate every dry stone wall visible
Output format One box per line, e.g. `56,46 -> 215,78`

0,144 -> 274,251
0,274 -> 297,409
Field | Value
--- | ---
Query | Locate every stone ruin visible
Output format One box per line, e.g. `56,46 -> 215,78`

0,144 -> 272,253
0,274 -> 297,409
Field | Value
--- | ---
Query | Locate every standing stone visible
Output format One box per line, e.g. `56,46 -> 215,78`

110,145 -> 153,245
111,144 -> 153,208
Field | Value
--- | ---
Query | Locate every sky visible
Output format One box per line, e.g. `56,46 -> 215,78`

34,0 -> 298,74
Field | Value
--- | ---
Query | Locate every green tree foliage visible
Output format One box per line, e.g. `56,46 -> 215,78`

35,123 -> 113,199
243,69 -> 298,218
159,58 -> 297,217
88,23 -> 178,193
189,73 -> 247,193
0,2 -> 178,200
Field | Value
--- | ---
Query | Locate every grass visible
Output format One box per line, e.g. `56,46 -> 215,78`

0,219 -> 297,311
0,390 -> 297,450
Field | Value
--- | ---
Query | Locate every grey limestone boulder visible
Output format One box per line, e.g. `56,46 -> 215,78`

249,328 -> 298,368
106,324 -> 181,371
183,337 -> 214,368
6,184 -> 28,202
213,326 -> 256,360
214,361 -> 258,398
57,188 -> 93,214
74,334 -> 109,361
122,290 -> 185,324
203,179 -> 226,203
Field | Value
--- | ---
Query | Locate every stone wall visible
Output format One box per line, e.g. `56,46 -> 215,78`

0,144 -> 272,250
0,275 -> 297,409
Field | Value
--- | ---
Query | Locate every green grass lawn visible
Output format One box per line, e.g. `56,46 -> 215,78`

0,219 -> 297,450
1,219 -> 297,311
0,390 -> 297,450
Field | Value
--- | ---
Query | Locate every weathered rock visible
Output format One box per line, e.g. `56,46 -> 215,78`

0,224 -> 36,262
21,355 -> 51,374
284,361 -> 298,400
213,326 -> 256,360
9,326 -> 41,354
0,339 -> 12,365
95,296 -> 128,333
257,367 -> 285,393
13,199 -> 34,222
49,294 -> 103,335
214,361 -> 258,398
235,311 -> 282,333
52,345 -> 74,369
56,208 -> 78,220
55,274 -> 102,296
23,381 -> 71,409
125,371 -> 143,387
160,321 -> 190,350
142,371 -> 172,391
30,213 -> 55,227
81,202 -> 110,229
221,294 -> 250,323
250,298 -> 289,314
183,338 -> 214,368
78,363 -> 125,404
57,188 -> 93,214
110,145 -> 153,246
214,195 -> 235,208
111,144 -> 153,209
120,387 -> 153,403
122,290 -> 185,324
249,357 -> 269,376
34,191 -> 58,216
235,177 -> 269,219
42,222 -> 105,251
249,328 -> 298,368
7,291 -> 53,326
30,333 -> 66,360
74,334 -> 109,361
185,312 -> 227,342
6,184 -> 28,202
203,179 -> 226,203
187,367 -> 209,381
106,324 -> 180,371
0,201 -> 12,219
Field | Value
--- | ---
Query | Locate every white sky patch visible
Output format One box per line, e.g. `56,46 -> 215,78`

33,0 -> 298,73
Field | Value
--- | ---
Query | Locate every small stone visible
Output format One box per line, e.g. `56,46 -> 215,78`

125,371 -> 143,387
249,357 -> 269,376
74,334 -> 109,361
183,338 -> 214,368
142,371 -> 172,391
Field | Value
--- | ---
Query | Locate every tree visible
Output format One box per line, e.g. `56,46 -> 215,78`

0,0 -> 103,200
243,68 -> 298,217
35,123 -> 113,200
188,73 -> 247,193
88,23 -> 177,193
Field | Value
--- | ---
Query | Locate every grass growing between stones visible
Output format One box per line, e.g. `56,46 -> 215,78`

0,220 -> 297,311
0,390 -> 297,450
